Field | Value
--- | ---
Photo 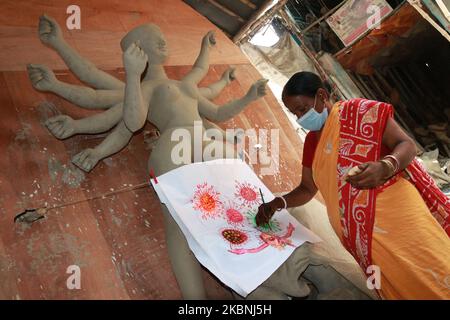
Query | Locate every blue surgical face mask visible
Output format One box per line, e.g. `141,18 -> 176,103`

296,95 -> 328,131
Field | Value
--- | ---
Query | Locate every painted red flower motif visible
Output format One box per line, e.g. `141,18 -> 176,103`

223,201 -> 244,225
226,208 -> 244,224
191,182 -> 223,219
234,181 -> 260,208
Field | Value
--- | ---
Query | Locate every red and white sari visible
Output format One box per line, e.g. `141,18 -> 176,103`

337,98 -> 450,271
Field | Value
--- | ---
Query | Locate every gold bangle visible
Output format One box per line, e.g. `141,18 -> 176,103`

383,155 -> 400,172
379,159 -> 395,179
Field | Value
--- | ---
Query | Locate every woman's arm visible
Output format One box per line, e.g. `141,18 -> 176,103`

255,166 -> 318,226
281,167 -> 318,207
347,117 -> 417,189
381,117 -> 417,168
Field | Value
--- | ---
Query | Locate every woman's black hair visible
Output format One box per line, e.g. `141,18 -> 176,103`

283,71 -> 331,98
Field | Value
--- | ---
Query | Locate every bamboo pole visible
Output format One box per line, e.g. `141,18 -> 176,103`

233,0 -> 288,44
407,0 -> 450,42
278,9 -> 331,88
299,0 -> 348,36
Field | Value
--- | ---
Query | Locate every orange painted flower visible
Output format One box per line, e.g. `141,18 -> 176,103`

192,182 -> 223,219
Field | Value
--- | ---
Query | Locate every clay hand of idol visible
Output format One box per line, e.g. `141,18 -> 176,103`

345,161 -> 389,189
221,67 -> 236,84
246,79 -> 269,101
27,64 -> 58,92
123,41 -> 148,76
202,30 -> 217,48
39,14 -> 64,47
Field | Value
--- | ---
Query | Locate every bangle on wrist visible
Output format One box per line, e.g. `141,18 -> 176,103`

379,159 -> 395,179
276,196 -> 287,211
383,155 -> 400,173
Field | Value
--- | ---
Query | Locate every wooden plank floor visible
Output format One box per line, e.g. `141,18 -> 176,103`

0,0 -> 305,299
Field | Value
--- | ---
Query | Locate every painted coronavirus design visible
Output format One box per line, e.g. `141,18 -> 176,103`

221,228 -> 249,245
223,201 -> 245,226
234,181 -> 260,208
226,208 -> 244,224
228,223 -> 296,255
191,182 -> 223,219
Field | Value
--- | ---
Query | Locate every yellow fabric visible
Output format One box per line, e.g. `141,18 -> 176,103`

312,104 -> 450,299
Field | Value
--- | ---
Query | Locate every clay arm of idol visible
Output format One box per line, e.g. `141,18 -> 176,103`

346,117 -> 417,189
198,67 -> 236,100
44,102 -> 124,140
122,42 -> 151,132
38,14 -> 125,90
198,67 -> 236,139
72,120 -> 133,172
198,79 -> 268,122
182,31 -> 216,84
256,166 -> 318,226
27,64 -> 123,109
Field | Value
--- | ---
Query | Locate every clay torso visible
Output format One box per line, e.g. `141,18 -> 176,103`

143,79 -> 209,175
145,79 -> 203,132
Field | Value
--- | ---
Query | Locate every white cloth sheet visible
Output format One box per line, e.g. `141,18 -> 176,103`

151,159 -> 321,296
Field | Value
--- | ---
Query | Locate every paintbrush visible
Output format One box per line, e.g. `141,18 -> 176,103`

259,188 -> 273,231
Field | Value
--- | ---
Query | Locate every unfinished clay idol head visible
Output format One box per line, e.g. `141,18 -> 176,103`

120,24 -> 168,65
